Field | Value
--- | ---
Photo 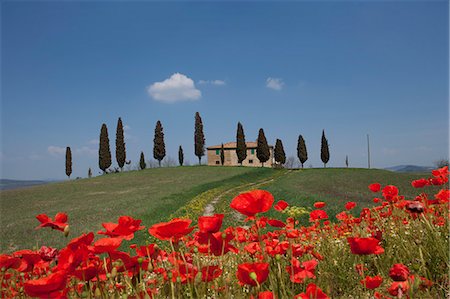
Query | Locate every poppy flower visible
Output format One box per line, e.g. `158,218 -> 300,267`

389,264 -> 409,281
267,219 -> 286,228
35,212 -> 68,232
230,190 -> 274,217
149,218 -> 194,241
345,201 -> 356,210
24,270 -> 67,298
361,275 -> 383,289
411,178 -> 429,188
295,283 -> 329,299
347,237 -> 384,255
309,210 -> 328,222
98,216 -> 145,240
313,202 -> 326,209
369,183 -> 381,192
198,214 -> 224,233
382,185 -> 398,202
236,262 -> 269,286
201,265 -> 222,282
0,254 -> 21,270
274,200 -> 289,211
286,258 -> 318,283
387,281 -> 409,296
93,237 -> 123,253
256,291 -> 275,299
39,246 -> 58,262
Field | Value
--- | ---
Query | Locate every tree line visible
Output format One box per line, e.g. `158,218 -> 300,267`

65,112 -> 333,178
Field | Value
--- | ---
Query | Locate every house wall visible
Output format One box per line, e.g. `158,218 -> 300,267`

207,148 -> 274,167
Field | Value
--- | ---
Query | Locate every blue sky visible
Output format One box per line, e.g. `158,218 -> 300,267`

1,1 -> 448,180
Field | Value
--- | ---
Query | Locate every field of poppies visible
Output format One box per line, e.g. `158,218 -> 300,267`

0,166 -> 448,298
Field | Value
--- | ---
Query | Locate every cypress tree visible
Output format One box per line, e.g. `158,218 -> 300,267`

178,146 -> 184,166
153,120 -> 166,167
139,152 -> 146,170
220,143 -> 225,166
297,135 -> 308,169
194,112 -> 205,165
274,139 -> 286,166
88,167 -> 92,178
115,117 -> 126,171
236,122 -> 247,165
256,128 -> 270,167
99,123 -> 112,174
320,130 -> 330,168
345,155 -> 349,168
65,147 -> 72,179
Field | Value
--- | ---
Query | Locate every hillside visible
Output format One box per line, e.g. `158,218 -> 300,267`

0,166 -> 439,252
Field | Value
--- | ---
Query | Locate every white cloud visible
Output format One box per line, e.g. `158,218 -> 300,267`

88,139 -> 99,145
147,73 -> 201,103
75,146 -> 96,157
48,146 -> 66,156
266,77 -> 284,90
198,79 -> 226,86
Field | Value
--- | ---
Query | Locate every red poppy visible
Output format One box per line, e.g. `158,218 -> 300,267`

201,265 -> 222,282
360,275 -> 383,289
309,209 -> 328,222
313,202 -> 326,209
198,214 -> 224,233
286,258 -> 318,283
347,237 -> 384,255
295,283 -> 329,299
267,219 -> 286,228
411,178 -> 429,188
93,237 -> 123,253
236,262 -> 269,286
39,246 -> 58,262
0,254 -> 21,270
389,264 -> 409,281
382,185 -> 398,202
256,291 -> 275,299
345,201 -> 356,210
24,270 -> 67,298
35,212 -> 68,232
149,218 -> 194,241
369,183 -> 381,192
230,190 -> 274,217
98,216 -> 145,240
387,281 -> 409,296
274,200 -> 289,211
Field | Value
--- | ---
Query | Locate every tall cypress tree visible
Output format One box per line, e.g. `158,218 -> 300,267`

194,112 -> 205,165
236,122 -> 247,165
115,117 -> 126,171
320,130 -> 330,168
345,155 -> 349,168
256,128 -> 270,167
220,143 -> 225,166
153,120 -> 166,167
178,146 -> 184,166
88,167 -> 92,178
274,139 -> 286,166
139,152 -> 146,170
65,147 -> 72,179
297,135 -> 308,169
99,123 -> 112,174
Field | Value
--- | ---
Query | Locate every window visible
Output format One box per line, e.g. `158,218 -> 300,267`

249,159 -> 253,164
216,149 -> 220,155
215,161 -> 220,165
251,149 -> 255,155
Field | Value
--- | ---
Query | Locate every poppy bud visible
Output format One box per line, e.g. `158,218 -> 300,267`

64,225 -> 70,237
249,272 -> 258,281
137,257 -> 144,264
111,267 -> 117,278
94,288 -> 101,298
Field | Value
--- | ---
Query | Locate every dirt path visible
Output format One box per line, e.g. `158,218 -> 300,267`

202,170 -> 293,222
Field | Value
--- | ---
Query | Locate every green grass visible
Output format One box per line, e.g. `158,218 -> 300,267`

0,166 -> 264,252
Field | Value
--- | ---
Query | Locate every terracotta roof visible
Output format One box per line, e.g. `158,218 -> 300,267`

207,142 -> 273,150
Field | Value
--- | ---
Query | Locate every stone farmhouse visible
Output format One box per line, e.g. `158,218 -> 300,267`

206,142 -> 274,167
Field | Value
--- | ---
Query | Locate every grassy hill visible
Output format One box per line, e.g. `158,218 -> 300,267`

0,166 -> 440,253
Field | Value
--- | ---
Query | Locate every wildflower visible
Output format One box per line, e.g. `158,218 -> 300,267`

309,209 -> 328,222
230,190 -> 274,217
345,201 -> 356,210
382,185 -> 399,202
387,281 -> 409,297
201,265 -> 222,282
389,264 -> 409,281
93,237 -> 123,254
274,200 -> 289,211
24,270 -> 67,298
313,202 -> 326,209
286,258 -> 318,283
198,214 -> 224,233
98,216 -> 145,240
148,218 -> 194,241
360,275 -> 383,289
369,183 -> 381,192
411,178 -> 429,188
236,262 -> 269,286
295,283 -> 329,299
347,237 -> 384,255
35,212 -> 68,232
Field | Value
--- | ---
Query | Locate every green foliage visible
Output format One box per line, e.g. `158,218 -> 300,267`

65,147 -> 72,178
194,112 -> 205,164
274,138 -> 286,165
220,143 -> 225,165
98,123 -> 112,173
170,188 -> 224,220
178,145 -> 184,166
236,122 -> 247,165
257,128 -> 270,167
297,135 -> 308,168
153,120 -> 166,167
115,117 -> 126,170
139,151 -> 146,170
321,130 -> 330,168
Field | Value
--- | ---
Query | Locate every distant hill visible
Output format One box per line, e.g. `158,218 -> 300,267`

0,179 -> 51,190
385,165 -> 433,173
